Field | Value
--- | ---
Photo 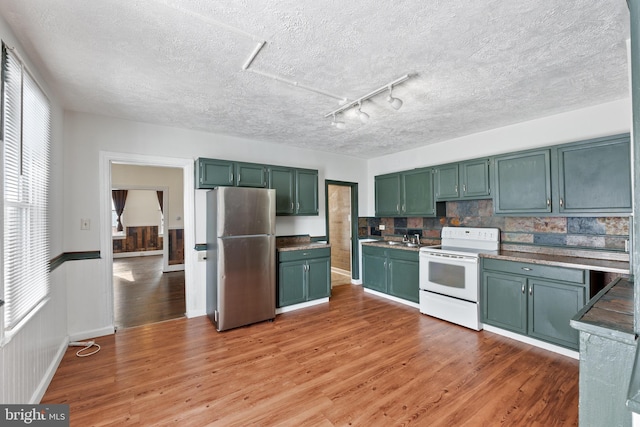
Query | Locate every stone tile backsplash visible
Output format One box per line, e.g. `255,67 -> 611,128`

359,199 -> 630,251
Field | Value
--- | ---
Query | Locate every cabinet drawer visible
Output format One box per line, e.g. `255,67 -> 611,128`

362,245 -> 387,257
482,258 -> 585,284
388,248 -> 419,262
279,247 -> 330,262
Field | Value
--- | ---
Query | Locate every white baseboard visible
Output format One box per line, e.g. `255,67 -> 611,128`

113,250 -> 162,258
69,326 -> 115,342
482,324 -> 579,359
186,309 -> 206,318
31,337 -> 69,403
276,298 -> 329,314
351,279 -> 363,285
163,264 -> 184,272
363,288 -> 419,309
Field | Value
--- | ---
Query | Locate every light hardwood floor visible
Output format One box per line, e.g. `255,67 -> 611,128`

43,284 -> 578,426
113,255 -> 185,329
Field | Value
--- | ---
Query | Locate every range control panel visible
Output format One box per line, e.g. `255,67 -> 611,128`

441,227 -> 500,243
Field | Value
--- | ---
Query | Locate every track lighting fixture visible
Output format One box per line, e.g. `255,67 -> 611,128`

324,74 -> 411,128
331,113 -> 346,129
386,86 -> 403,110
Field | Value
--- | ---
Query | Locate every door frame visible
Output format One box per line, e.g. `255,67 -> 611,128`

99,151 -> 196,329
324,180 -> 359,281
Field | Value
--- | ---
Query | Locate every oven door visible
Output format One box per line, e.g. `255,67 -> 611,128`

419,251 -> 479,302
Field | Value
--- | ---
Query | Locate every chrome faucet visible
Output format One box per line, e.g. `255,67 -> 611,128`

403,234 -> 409,243
414,234 -> 421,246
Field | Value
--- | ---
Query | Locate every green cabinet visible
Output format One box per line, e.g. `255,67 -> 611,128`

556,135 -> 631,214
481,258 -> 588,350
375,168 -> 436,217
236,162 -> 267,188
277,247 -> 330,308
434,159 -> 491,201
493,150 -> 552,214
493,133 -> 631,216
196,158 -> 235,188
268,167 -> 318,216
362,245 -> 419,303
196,158 -> 319,216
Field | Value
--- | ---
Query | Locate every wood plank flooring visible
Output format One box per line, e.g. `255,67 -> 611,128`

113,255 -> 185,329
43,284 -> 578,426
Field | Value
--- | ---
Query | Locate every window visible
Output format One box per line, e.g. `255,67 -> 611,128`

2,44 -> 51,333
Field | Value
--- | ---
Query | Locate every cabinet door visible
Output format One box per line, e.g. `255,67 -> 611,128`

482,271 -> 527,333
460,159 -> 490,199
363,250 -> 388,293
307,257 -> 331,300
388,256 -> 419,303
197,158 -> 234,188
278,261 -> 306,307
375,173 -> 401,216
402,168 -> 435,216
434,164 -> 459,200
528,279 -> 585,349
557,136 -> 631,214
236,162 -> 267,188
269,167 -> 295,215
494,150 -> 552,214
295,169 -> 318,215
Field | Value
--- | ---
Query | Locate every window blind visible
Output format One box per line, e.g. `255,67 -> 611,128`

2,44 -> 51,331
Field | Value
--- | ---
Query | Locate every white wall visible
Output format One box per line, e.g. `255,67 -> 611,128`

63,111 -> 368,336
366,98 -> 632,215
0,15 -> 68,403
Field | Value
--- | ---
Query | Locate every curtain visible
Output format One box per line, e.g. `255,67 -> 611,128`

112,190 -> 128,232
156,190 -> 163,213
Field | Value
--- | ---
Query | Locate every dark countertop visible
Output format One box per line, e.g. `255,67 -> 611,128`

483,250 -> 630,275
570,277 -> 634,342
276,242 -> 331,252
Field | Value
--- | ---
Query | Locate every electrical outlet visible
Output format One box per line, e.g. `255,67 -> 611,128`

80,218 -> 90,230
198,251 -> 207,261
379,224 -> 386,230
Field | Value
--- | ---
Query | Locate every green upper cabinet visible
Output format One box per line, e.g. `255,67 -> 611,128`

268,167 -> 318,216
196,158 -> 235,188
434,159 -> 491,201
434,164 -> 459,200
556,135 -> 631,214
460,159 -> 491,199
402,168 -> 436,216
493,133 -> 631,216
375,168 -> 437,217
269,166 -> 295,215
295,169 -> 319,215
375,173 -> 402,216
494,149 -> 552,214
235,162 -> 267,188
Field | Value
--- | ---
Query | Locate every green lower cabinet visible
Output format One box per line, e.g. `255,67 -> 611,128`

528,279 -> 584,348
277,248 -> 330,308
482,259 -> 587,350
482,271 -> 527,333
362,246 -> 419,303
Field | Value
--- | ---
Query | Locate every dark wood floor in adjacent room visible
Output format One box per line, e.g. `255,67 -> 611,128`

43,283 -> 578,426
113,255 -> 185,329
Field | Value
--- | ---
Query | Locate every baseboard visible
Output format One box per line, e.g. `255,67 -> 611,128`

482,324 -> 579,359
163,264 -> 184,272
113,250 -> 162,258
186,309 -> 206,318
351,279 -> 363,285
69,326 -> 115,342
363,288 -> 419,309
31,337 -> 69,403
276,298 -> 329,314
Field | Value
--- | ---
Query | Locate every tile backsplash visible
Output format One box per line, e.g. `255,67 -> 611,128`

359,199 -> 629,252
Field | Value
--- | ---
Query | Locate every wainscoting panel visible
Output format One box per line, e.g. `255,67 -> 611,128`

168,228 -> 184,265
113,226 -> 162,253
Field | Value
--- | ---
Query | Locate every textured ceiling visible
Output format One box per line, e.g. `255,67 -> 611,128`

0,0 -> 631,158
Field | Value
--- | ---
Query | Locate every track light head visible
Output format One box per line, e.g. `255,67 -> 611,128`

387,86 -> 403,110
331,114 -> 346,129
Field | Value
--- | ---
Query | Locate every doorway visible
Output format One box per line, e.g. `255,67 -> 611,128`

111,166 -> 186,329
325,181 -> 359,285
100,151 -> 194,332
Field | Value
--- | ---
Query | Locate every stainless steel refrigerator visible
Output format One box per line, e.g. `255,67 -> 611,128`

206,187 -> 276,331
